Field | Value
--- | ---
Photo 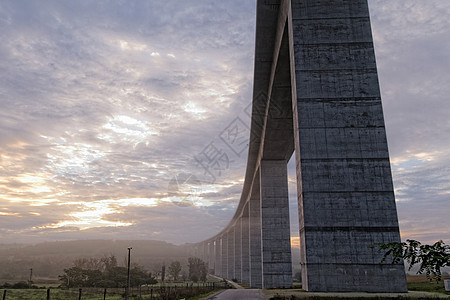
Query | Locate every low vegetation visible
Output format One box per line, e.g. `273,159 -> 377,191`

372,239 -> 450,282
1,255 -> 224,300
407,275 -> 450,294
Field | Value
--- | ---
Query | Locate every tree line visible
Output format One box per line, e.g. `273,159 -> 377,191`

58,255 -> 208,288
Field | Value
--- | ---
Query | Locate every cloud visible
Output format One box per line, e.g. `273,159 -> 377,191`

0,0 -> 448,246
369,0 -> 450,243
0,0 -> 256,243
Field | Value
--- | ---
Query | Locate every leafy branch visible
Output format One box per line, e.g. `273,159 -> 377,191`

372,239 -> 450,282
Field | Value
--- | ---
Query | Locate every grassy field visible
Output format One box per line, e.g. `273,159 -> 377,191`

406,275 -> 450,294
265,276 -> 450,300
2,276 -> 448,299
0,287 -> 223,300
0,277 -> 229,300
0,289 -> 124,300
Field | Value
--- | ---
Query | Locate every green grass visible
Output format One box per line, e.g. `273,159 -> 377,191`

1,281 -> 228,300
0,289 -> 123,300
407,281 -> 447,294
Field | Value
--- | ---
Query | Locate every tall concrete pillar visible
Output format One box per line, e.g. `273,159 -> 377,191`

234,218 -> 242,282
193,244 -> 200,258
214,239 -> 221,276
241,203 -> 250,284
260,159 -> 292,288
221,235 -> 228,277
249,171 -> 262,288
289,0 -> 407,292
208,241 -> 215,273
227,227 -> 235,279
203,242 -> 208,263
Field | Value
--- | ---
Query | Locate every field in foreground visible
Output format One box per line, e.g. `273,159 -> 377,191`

407,275 -> 450,294
0,280 -> 228,300
265,276 -> 450,300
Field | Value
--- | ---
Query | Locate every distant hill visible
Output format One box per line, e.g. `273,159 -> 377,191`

0,240 -> 189,282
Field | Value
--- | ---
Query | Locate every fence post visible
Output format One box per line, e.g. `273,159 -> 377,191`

103,288 -> 107,300
150,288 -> 153,300
47,288 -> 50,300
78,288 -> 82,300
139,285 -> 142,300
3,290 -> 6,300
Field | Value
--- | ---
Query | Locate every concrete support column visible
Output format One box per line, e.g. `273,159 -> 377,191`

214,239 -> 221,276
208,241 -> 215,273
193,244 -> 200,258
249,170 -> 262,288
241,203 -> 250,284
221,235 -> 228,278
289,0 -> 407,292
203,242 -> 208,263
234,218 -> 242,282
260,159 -> 292,288
227,227 -> 235,279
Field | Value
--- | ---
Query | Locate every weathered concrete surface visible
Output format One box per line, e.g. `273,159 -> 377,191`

208,241 -> 214,273
227,228 -> 235,279
249,173 -> 263,288
234,219 -> 242,282
241,204 -> 250,284
260,160 -> 292,288
214,238 -> 222,276
290,0 -> 407,292
221,235 -> 228,278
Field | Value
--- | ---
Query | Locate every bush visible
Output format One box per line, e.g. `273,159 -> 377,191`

12,281 -> 30,289
1,282 -> 12,288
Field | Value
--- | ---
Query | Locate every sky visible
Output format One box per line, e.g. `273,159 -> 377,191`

0,0 -> 449,246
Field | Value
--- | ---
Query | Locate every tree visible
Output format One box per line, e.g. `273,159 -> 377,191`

101,255 -> 118,271
84,269 -> 103,287
104,266 -> 128,288
59,267 -> 86,288
147,272 -> 158,285
58,255 -> 155,288
168,261 -> 182,281
161,264 -> 166,282
373,239 -> 450,281
187,257 -> 207,282
130,265 -> 153,287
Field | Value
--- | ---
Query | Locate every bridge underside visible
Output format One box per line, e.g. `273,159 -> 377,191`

192,0 -> 407,292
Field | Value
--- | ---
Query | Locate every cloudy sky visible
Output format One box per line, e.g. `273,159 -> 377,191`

0,0 -> 449,246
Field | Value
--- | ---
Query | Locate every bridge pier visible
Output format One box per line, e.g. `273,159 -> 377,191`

260,160 -> 293,288
234,219 -> 242,282
221,234 -> 227,277
227,228 -> 235,279
214,239 -> 221,276
208,241 -> 215,273
249,172 -> 263,288
203,242 -> 208,265
241,203 -> 250,284
289,0 -> 407,292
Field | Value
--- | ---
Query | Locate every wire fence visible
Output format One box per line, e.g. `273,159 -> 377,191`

1,281 -> 230,300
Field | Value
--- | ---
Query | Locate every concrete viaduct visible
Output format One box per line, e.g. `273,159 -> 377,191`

190,0 -> 407,292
